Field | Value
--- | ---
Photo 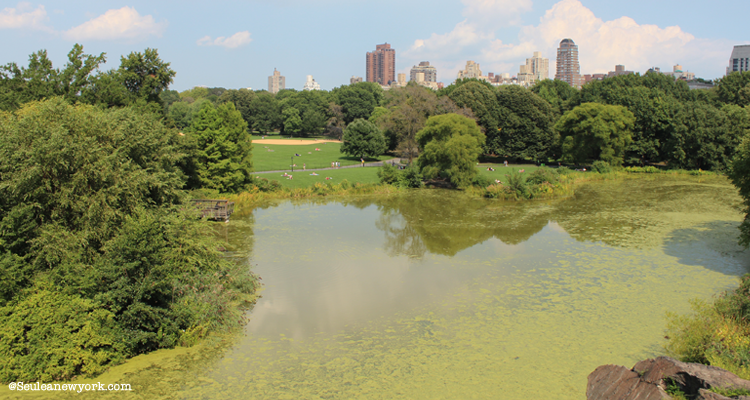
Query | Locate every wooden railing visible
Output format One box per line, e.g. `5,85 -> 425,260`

191,199 -> 235,221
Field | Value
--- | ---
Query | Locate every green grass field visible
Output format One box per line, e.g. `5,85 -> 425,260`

254,162 -> 546,189
253,141 -> 393,171
255,165 -> 381,189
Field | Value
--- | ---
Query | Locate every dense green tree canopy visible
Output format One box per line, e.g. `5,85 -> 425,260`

665,103 -> 749,170
555,102 -> 634,166
530,79 -> 578,116
0,45 -> 106,111
336,85 -> 377,124
377,84 -> 474,162
219,88 -> 255,129
0,99 -> 257,381
340,118 -> 387,159
416,113 -> 486,188
190,101 -> 254,193
118,48 -> 176,105
446,81 -> 499,135
717,71 -> 750,107
250,91 -> 281,133
493,85 -> 557,160
729,135 -> 750,247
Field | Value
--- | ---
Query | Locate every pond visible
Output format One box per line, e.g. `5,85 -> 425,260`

31,175 -> 749,400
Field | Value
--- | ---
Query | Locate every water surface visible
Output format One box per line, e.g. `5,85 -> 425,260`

9,175 -> 747,400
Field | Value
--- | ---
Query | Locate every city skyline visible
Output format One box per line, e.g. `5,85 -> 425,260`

1,0 -> 747,91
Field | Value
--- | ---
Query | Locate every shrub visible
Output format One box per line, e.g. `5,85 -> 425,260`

398,165 -> 424,188
471,174 -> 493,188
377,164 -> 400,185
483,184 -> 507,199
0,289 -> 124,382
592,160 -> 613,174
505,171 -> 530,199
339,179 -> 352,190
527,167 -> 559,185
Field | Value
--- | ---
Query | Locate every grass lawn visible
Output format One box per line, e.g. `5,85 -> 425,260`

255,166 -> 381,189
253,141 -> 393,171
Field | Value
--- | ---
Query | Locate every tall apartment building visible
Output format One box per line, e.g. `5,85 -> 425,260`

366,43 -> 396,85
527,51 -> 549,83
303,75 -> 320,91
457,60 -> 483,80
410,61 -> 437,82
268,68 -> 285,94
728,45 -> 750,75
555,39 -> 581,89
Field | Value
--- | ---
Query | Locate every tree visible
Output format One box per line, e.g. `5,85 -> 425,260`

416,113 -> 486,188
664,102 -> 748,170
717,71 -> 750,107
336,85 -> 377,124
340,118 -> 386,159
555,103 -> 635,166
531,79 -> 578,116
377,84 -> 473,163
249,91 -> 281,134
446,81 -> 499,136
0,45 -> 106,111
219,88 -> 255,130
118,48 -> 176,105
325,102 -> 346,140
493,85 -> 557,160
0,99 -> 258,379
190,102 -> 254,193
729,136 -> 750,247
282,106 -> 302,137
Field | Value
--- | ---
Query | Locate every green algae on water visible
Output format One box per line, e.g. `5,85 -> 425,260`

3,175 -> 746,400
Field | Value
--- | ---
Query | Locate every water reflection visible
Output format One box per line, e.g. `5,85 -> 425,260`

369,176 -> 744,258
47,175 -> 747,400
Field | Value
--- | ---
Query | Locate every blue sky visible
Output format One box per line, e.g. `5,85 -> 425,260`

1,0 -> 748,91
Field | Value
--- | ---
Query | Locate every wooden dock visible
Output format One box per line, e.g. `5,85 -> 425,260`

191,199 -> 235,221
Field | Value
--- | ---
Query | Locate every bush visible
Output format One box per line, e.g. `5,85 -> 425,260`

253,177 -> 282,192
398,165 -> 424,188
527,167 -> 559,185
339,179 -> 352,190
472,174 -> 493,188
666,275 -> 750,379
377,164 -> 400,185
0,289 -> 124,382
592,160 -> 613,174
505,171 -> 530,199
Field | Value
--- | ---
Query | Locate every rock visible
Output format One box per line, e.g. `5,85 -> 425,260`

588,356 -> 750,399
633,356 -> 750,394
587,364 -> 670,400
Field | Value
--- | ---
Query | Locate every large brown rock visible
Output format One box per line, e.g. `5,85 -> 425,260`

588,356 -> 750,400
587,364 -> 669,400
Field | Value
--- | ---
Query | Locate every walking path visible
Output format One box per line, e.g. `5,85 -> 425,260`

254,158 -> 403,174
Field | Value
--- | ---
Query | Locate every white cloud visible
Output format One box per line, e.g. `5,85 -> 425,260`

487,0 -> 705,75
0,2 -> 51,31
197,31 -> 252,49
405,0 -> 730,82
64,7 -> 167,41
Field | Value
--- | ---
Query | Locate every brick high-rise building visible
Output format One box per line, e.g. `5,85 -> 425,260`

268,68 -> 285,94
555,39 -> 581,89
366,43 -> 396,85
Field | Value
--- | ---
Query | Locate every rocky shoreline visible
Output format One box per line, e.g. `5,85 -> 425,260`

587,356 -> 750,399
